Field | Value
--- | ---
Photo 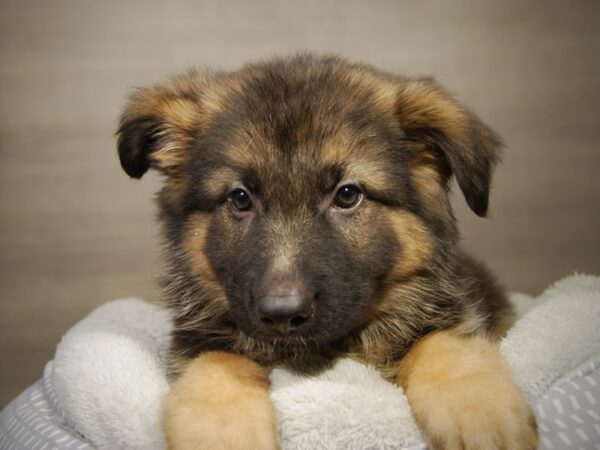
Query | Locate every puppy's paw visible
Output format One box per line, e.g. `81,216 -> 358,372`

411,371 -> 538,450
163,352 -> 279,450
398,331 -> 538,450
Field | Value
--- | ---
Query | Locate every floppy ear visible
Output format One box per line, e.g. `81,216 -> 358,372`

396,78 -> 503,217
117,73 -> 204,179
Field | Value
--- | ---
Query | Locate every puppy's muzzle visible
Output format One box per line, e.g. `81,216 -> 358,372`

255,279 -> 315,334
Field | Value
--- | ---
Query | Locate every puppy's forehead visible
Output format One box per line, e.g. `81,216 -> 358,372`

200,120 -> 398,205
198,62 -> 404,200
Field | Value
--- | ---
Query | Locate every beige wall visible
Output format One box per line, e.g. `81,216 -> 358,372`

1,0 -> 599,406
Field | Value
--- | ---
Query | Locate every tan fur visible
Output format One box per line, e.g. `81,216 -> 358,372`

171,71 -> 238,126
397,331 -> 538,450
387,210 -> 433,279
492,311 -> 518,339
169,213 -> 231,343
183,213 -> 222,286
224,127 -> 267,171
321,145 -> 391,192
197,75 -> 238,119
122,73 -> 255,206
319,130 -> 395,195
151,109 -> 195,203
149,97 -> 197,172
163,352 -> 279,450
397,80 -> 468,146
119,77 -> 201,204
198,167 -> 241,201
345,157 -> 392,193
409,148 -> 453,221
345,68 -> 399,111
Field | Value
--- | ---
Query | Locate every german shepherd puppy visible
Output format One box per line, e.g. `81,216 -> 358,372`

117,54 -> 537,449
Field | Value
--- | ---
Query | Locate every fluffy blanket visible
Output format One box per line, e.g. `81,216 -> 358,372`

4,274 -> 600,449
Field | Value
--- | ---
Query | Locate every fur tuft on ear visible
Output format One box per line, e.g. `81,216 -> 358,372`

117,72 -> 205,179
396,78 -> 503,217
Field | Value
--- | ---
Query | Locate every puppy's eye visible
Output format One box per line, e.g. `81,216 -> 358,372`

229,188 -> 253,212
333,184 -> 363,209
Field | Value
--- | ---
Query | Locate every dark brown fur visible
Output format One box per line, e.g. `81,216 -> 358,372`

117,54 -> 532,448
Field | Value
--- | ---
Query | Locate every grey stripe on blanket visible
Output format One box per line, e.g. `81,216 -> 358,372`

0,363 -> 92,450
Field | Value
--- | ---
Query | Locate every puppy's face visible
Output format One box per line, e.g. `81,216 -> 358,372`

117,55 -> 500,349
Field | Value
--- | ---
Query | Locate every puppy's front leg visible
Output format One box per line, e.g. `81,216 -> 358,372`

163,351 -> 279,450
397,331 -> 538,450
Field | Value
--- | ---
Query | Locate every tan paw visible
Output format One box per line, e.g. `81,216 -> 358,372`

163,352 -> 279,450
398,331 -> 538,450
411,371 -> 538,450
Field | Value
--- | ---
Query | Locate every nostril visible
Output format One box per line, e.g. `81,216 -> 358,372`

289,314 -> 309,328
260,316 -> 275,326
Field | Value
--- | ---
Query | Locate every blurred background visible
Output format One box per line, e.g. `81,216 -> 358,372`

1,0 -> 598,406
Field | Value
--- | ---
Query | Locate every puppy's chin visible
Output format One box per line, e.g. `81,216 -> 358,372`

236,317 -> 355,356
243,331 -> 340,373
238,321 -> 326,345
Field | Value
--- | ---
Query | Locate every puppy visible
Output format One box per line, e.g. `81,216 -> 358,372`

117,54 -> 537,450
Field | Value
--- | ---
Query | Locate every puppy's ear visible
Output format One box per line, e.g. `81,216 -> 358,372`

117,73 -> 204,179
396,78 -> 503,217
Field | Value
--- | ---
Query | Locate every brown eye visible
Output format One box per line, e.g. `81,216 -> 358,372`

333,184 -> 363,209
229,188 -> 252,212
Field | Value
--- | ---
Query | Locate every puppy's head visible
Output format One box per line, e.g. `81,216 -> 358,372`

117,55 -> 501,349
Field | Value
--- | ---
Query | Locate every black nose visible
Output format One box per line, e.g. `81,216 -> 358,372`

255,281 -> 314,334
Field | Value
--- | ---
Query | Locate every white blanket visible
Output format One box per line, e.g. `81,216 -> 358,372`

49,274 -> 600,449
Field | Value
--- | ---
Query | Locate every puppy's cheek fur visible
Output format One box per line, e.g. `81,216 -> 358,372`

163,352 -> 279,450
183,210 -> 244,279
182,213 -> 230,307
397,332 -> 538,450
409,158 -> 452,223
386,210 -> 433,280
160,174 -> 193,208
334,204 -> 386,254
